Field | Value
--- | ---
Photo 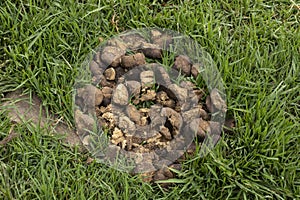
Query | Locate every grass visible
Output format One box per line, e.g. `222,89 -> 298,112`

0,0 -> 299,199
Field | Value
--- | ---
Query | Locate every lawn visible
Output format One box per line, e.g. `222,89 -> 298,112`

0,0 -> 299,199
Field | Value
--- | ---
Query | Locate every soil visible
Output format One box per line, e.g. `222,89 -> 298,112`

2,90 -> 82,148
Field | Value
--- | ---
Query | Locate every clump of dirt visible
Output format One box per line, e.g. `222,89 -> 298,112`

74,30 -> 228,184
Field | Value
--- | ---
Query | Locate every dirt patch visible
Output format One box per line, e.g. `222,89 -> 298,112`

1,90 -> 82,148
